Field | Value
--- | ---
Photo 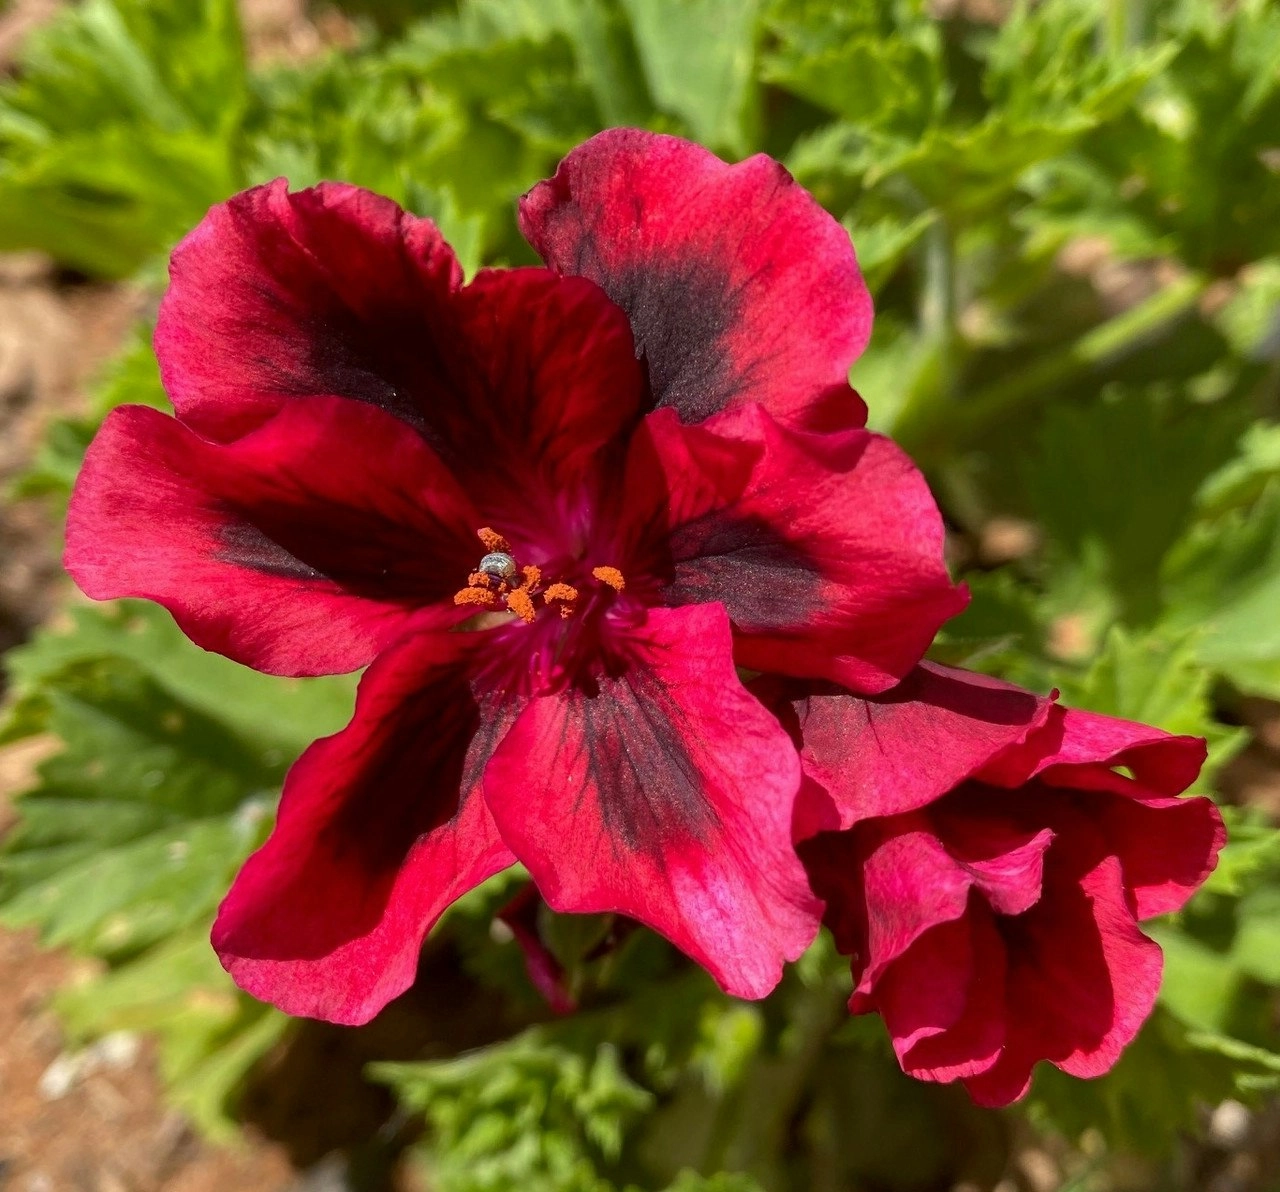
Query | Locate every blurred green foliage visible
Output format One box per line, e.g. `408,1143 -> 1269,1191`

2,0 -> 1279,1186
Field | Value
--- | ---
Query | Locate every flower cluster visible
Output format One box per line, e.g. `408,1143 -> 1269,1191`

65,129 -> 1222,1103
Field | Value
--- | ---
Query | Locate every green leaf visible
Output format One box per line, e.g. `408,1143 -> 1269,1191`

377,1034 -> 654,1192
843,212 -> 934,296
1027,392 -> 1243,625
2,601 -> 354,756
0,657 -> 277,959
1028,1008 -> 1242,1153
1204,808 -> 1280,897
1195,419 -> 1280,517
1162,484 -> 1280,697
762,29 -> 939,135
621,0 -> 760,155
0,0 -> 246,275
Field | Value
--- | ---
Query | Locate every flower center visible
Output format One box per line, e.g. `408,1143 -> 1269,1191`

452,528 -> 625,624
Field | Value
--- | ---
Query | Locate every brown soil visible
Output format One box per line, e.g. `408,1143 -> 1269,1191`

0,926 -> 297,1192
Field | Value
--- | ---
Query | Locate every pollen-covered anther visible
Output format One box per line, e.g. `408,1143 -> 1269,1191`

504,586 -> 537,624
591,566 -> 626,592
454,585 -> 498,609
522,564 -> 542,589
543,582 -> 580,619
477,527 -> 511,554
467,571 -> 493,589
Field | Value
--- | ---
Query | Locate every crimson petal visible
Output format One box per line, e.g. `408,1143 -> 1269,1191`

156,182 -> 647,524
623,410 -> 967,696
212,621 -> 518,1024
763,664 -> 1048,836
962,851 -> 1163,1107
521,129 -> 872,429
876,906 -> 1009,1083
157,180 -> 463,443
980,704 -> 1207,795
66,397 -> 479,676
481,604 -> 821,999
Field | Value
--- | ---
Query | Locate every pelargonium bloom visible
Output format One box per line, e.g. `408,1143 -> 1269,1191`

760,664 -> 1224,1106
64,131 -> 965,1025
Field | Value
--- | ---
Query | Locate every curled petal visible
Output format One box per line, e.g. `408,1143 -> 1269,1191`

875,906 -> 1009,1084
962,852 -> 1163,1107
759,663 -> 1050,836
66,398 -> 480,676
212,622 -> 518,1024
980,704 -> 1207,796
521,129 -> 872,429
1055,770 -> 1225,920
802,807 -> 1050,989
482,604 -> 821,999
622,408 -> 966,696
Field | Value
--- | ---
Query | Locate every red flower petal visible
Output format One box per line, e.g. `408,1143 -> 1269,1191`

962,851 -> 1163,1107
212,621 -> 518,1024
520,129 -> 872,429
1054,769 -> 1225,920
158,180 -> 463,442
66,398 -> 479,676
807,819 -> 973,986
156,181 -> 647,520
481,604 -> 821,999
443,268 -> 646,545
804,806 -> 1050,990
876,907 -> 1008,1083
763,664 -> 1049,836
623,410 -> 967,696
980,704 -> 1207,795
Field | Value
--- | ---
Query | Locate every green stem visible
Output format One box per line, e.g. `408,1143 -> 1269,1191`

896,271 -> 1209,463
702,980 -> 847,1185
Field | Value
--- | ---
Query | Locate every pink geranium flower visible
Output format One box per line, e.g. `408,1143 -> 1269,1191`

64,130 -> 965,1024
761,664 -> 1225,1106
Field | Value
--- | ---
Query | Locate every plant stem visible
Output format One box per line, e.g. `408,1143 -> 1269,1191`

896,271 -> 1209,462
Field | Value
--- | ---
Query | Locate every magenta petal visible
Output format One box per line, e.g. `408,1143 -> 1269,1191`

520,129 -> 872,429
1071,776 -> 1226,919
802,819 -> 973,988
933,808 -> 1054,918
212,624 -> 518,1024
981,705 -> 1207,795
770,664 -> 1049,835
158,180 -> 463,442
156,182 -> 648,526
962,853 -> 1164,1107
627,409 -> 967,695
877,907 -> 1008,1083
65,398 -> 480,676
482,604 -> 821,999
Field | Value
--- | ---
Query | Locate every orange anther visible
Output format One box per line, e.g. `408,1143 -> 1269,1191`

592,566 -> 626,592
454,586 -> 498,608
467,571 -> 493,589
543,582 -> 579,618
522,564 -> 542,589
544,582 -> 579,603
505,586 -> 536,624
477,527 -> 511,554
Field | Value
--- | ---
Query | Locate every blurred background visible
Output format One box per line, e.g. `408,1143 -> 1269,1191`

1,0 -> 1279,1190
